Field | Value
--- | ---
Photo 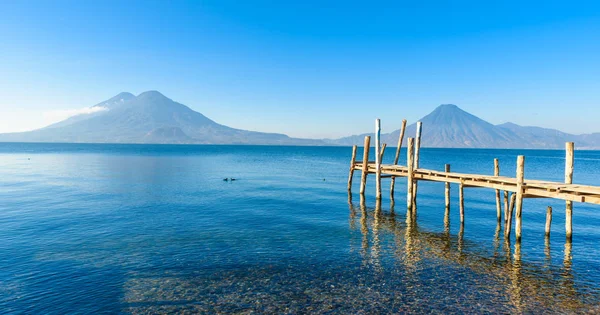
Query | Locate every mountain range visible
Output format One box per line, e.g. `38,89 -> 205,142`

331,104 -> 600,149
0,91 -> 323,145
0,92 -> 598,149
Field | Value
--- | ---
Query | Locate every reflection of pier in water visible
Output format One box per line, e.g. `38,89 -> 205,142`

348,195 -> 599,313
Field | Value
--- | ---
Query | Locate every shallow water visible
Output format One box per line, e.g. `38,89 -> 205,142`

1,143 -> 599,313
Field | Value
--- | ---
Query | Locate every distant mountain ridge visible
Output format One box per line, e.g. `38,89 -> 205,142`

0,91 -> 324,145
331,104 -> 600,149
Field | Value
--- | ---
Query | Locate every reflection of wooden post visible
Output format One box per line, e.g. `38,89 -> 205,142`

347,145 -> 358,192
444,164 -> 451,216
494,158 -> 502,223
545,206 -> 552,237
375,119 -> 382,200
359,136 -> 371,195
390,120 -> 407,197
565,142 -> 574,241
412,122 -> 423,209
459,180 -> 465,223
407,138 -> 415,213
515,156 -> 525,242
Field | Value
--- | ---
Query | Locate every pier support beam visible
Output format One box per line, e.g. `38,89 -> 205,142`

494,158 -> 502,223
459,180 -> 465,223
347,145 -> 358,192
505,193 -> 516,238
515,155 -> 525,242
390,120 -> 407,198
545,206 -> 552,237
359,136 -> 371,195
412,122 -> 423,210
444,164 -> 451,216
565,142 -> 574,241
503,191 -> 509,226
375,119 -> 382,200
407,138 -> 415,214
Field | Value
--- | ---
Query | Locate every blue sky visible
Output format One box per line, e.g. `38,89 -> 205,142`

0,1 -> 599,138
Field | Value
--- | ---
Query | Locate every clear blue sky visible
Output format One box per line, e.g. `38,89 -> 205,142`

1,0 -> 599,138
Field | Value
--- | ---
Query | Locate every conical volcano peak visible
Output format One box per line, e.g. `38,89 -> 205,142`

136,90 -> 170,101
94,92 -> 135,108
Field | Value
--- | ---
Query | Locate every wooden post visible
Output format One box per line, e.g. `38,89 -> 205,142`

565,142 -> 574,241
390,120 -> 407,197
359,136 -> 371,195
375,119 -> 382,200
406,138 -> 415,213
503,191 -> 509,225
494,158 -> 501,223
412,122 -> 423,209
515,155 -> 525,242
459,180 -> 465,223
347,145 -> 358,192
505,193 -> 516,238
379,143 -> 387,163
545,206 -> 552,237
444,164 -> 451,216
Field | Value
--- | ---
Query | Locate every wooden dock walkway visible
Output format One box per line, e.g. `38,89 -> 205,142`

347,119 -> 591,243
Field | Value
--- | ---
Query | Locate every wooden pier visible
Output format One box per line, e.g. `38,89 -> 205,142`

348,118 -> 598,243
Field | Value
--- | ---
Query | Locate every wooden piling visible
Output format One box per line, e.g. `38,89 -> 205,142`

359,136 -> 371,195
412,122 -> 423,209
459,180 -> 465,223
545,206 -> 552,237
375,119 -> 382,200
347,145 -> 358,192
565,142 -> 574,241
503,191 -> 509,225
379,143 -> 387,163
505,193 -> 516,238
444,164 -> 451,216
407,138 -> 415,213
494,158 -> 501,223
390,120 -> 407,198
515,155 -> 525,242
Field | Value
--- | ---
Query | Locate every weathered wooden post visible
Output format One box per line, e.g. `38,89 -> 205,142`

515,155 -> 525,242
505,193 -> 516,238
412,122 -> 423,209
459,179 -> 465,223
407,138 -> 415,213
444,164 -> 451,216
375,119 -> 382,200
379,143 -> 387,162
494,158 -> 502,223
390,120 -> 407,198
545,206 -> 552,237
503,191 -> 509,225
347,145 -> 358,192
565,142 -> 574,241
359,136 -> 371,195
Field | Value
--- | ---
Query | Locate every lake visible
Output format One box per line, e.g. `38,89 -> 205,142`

1,143 -> 599,313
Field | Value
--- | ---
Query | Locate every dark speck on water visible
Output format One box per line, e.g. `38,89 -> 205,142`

1,143 -> 599,313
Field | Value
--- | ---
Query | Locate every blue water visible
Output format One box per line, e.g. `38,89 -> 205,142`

1,143 -> 599,313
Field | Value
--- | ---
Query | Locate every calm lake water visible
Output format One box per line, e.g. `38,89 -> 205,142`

1,143 -> 599,314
